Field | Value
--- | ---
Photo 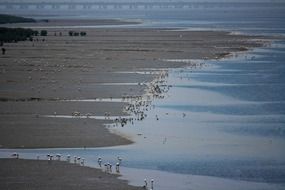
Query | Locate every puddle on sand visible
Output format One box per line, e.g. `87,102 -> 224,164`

42,114 -> 132,120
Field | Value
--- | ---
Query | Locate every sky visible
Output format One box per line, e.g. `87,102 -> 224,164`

0,0 -> 284,3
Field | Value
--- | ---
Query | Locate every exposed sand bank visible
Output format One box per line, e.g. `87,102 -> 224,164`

0,158 -> 141,190
0,25 -> 266,148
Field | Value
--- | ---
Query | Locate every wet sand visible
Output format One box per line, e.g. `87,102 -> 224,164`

0,23 -> 267,148
0,158 -> 141,190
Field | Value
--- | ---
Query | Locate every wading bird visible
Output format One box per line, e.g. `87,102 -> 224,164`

11,152 -> 19,159
98,157 -> 102,167
143,178 -> 148,189
151,179 -> 154,190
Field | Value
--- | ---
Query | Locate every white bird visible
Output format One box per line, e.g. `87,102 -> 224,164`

116,162 -> 120,173
11,152 -> 19,159
49,155 -> 53,161
56,154 -> 61,161
143,178 -> 148,189
104,163 -> 108,171
117,156 -> 122,165
106,162 -> 110,172
109,163 -> 112,172
66,155 -> 71,162
77,157 -> 81,164
98,157 -> 102,167
81,158 -> 85,166
47,154 -> 53,161
150,179 -> 154,190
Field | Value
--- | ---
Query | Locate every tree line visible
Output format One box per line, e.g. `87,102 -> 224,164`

0,28 -> 87,44
0,14 -> 36,24
0,27 -> 36,43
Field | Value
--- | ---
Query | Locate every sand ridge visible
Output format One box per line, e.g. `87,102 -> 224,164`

0,25 -> 266,148
0,158 -> 141,190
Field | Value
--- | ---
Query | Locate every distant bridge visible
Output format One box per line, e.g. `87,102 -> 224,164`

0,2 -> 215,10
0,1 -> 280,11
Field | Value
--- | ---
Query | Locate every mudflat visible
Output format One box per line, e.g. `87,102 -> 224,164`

0,25 -> 266,148
0,158 -> 141,190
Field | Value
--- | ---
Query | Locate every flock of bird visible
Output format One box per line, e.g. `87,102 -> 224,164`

111,70 -> 170,127
10,71 -> 168,189
143,178 -> 155,190
11,152 -> 124,174
97,156 -> 122,173
11,152 -> 155,189
48,70 -> 169,131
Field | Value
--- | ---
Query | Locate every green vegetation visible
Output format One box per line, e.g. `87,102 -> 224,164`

40,30 -> 47,36
33,30 -> 39,36
0,27 -> 37,43
69,31 -> 87,36
80,31 -> 87,36
68,31 -> 73,36
0,14 -> 36,24
0,25 -> 86,45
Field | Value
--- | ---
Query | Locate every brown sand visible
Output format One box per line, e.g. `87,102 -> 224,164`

0,24 -> 267,148
0,158 -> 141,190
0,20 -> 271,190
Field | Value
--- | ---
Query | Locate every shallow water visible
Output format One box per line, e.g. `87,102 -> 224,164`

1,42 -> 285,189
1,1 -> 285,189
116,42 -> 285,185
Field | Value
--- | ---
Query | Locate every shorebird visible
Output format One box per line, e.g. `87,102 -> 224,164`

150,179 -> 154,190
107,162 -> 111,172
98,157 -> 102,167
77,157 -> 81,164
155,115 -> 159,121
81,158 -> 85,166
66,155 -> 71,162
56,154 -> 61,161
47,155 -> 53,161
117,156 -> 122,165
104,163 -> 108,172
143,178 -> 148,189
47,154 -> 53,161
116,162 -> 120,173
109,163 -> 112,172
86,113 -> 91,118
11,152 -> 19,159
72,111 -> 80,117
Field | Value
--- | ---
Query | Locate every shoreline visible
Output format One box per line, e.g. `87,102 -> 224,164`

0,19 -> 278,190
0,22 -> 268,149
0,158 -> 141,190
